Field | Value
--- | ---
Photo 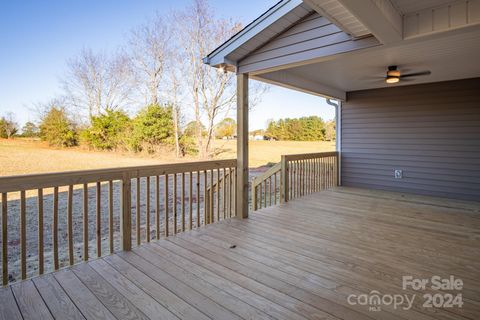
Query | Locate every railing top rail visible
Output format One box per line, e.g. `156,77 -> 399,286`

0,159 -> 237,193
282,151 -> 338,162
252,163 -> 281,187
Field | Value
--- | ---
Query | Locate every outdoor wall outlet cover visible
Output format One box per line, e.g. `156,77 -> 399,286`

394,170 -> 403,179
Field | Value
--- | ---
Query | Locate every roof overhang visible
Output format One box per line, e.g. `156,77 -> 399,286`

204,0 -> 309,69
204,0 -> 480,101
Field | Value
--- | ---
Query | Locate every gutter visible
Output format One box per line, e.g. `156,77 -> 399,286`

326,98 -> 342,186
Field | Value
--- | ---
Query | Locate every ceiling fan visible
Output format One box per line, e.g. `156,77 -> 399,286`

385,65 -> 431,84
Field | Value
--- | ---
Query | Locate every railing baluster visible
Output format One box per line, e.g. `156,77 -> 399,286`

325,157 -> 328,187
306,160 -> 309,195
317,158 -> 320,190
189,172 -> 193,230
109,181 -> 114,254
232,168 -> 237,217
146,176 -> 150,242
173,173 -> 177,234
274,172 -> 277,204
269,176 -> 273,206
136,177 -> 141,246
263,181 -> 266,208
252,183 -> 257,212
209,170 -> 214,223
216,169 -> 220,222
83,183 -> 88,261
288,162 -> 292,201
227,168 -> 232,218
164,174 -> 169,237
203,170 -> 207,225
2,192 -> 8,285
222,169 -> 226,219
181,173 -> 185,232
20,190 -> 26,279
258,182 -> 262,209
328,156 -> 332,187
53,186 -> 59,270
96,182 -> 101,258
312,159 -> 315,192
303,160 -> 307,196
155,176 -> 160,240
67,185 -> 74,265
38,188 -> 44,275
196,171 -> 200,228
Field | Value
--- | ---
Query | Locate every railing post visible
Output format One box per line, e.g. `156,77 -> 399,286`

121,173 -> 132,251
281,155 -> 289,203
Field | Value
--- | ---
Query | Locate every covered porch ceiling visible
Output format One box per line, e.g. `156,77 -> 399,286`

254,25 -> 480,98
205,0 -> 480,100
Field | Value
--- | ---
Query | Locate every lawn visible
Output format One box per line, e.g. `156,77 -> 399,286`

0,138 -> 335,176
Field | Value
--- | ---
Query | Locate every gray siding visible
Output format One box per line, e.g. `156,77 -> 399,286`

238,12 -> 379,74
341,78 -> 480,201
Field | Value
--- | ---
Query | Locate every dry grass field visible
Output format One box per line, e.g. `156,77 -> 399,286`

0,138 -> 335,176
0,138 -> 334,280
213,139 -> 335,167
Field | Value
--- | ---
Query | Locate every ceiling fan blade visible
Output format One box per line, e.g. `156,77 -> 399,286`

401,71 -> 431,78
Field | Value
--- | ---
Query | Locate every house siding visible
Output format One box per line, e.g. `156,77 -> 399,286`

238,12 -> 380,74
341,78 -> 480,201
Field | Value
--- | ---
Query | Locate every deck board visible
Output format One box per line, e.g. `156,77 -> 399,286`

2,187 -> 480,320
11,280 -> 53,320
32,274 -> 85,320
0,287 -> 22,320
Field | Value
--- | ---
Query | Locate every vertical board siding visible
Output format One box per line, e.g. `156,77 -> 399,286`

341,78 -> 480,201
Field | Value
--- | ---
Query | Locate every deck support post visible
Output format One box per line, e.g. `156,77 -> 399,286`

236,73 -> 249,218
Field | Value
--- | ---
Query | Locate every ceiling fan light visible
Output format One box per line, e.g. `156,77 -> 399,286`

387,70 -> 400,77
386,76 -> 399,84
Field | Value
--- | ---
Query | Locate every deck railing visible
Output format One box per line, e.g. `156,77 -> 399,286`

0,159 -> 236,285
252,152 -> 338,210
251,163 -> 281,210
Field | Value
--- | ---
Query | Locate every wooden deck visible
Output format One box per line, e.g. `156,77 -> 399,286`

1,187 -> 479,320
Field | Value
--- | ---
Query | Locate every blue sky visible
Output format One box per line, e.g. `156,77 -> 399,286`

0,0 -> 334,130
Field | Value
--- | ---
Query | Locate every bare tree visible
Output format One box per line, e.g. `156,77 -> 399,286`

172,0 -> 241,157
129,15 -> 171,106
170,72 -> 182,158
173,0 -> 267,157
63,48 -> 133,118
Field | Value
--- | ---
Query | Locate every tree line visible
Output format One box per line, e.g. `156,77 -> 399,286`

1,0 -> 266,157
265,116 -> 335,141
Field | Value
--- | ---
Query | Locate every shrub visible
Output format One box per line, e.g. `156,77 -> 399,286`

215,118 -> 236,139
39,107 -> 78,147
129,104 -> 175,153
0,115 -> 18,139
184,120 -> 207,138
81,110 -> 131,150
21,121 -> 39,138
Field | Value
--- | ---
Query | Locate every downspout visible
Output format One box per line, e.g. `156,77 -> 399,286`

326,98 -> 342,186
